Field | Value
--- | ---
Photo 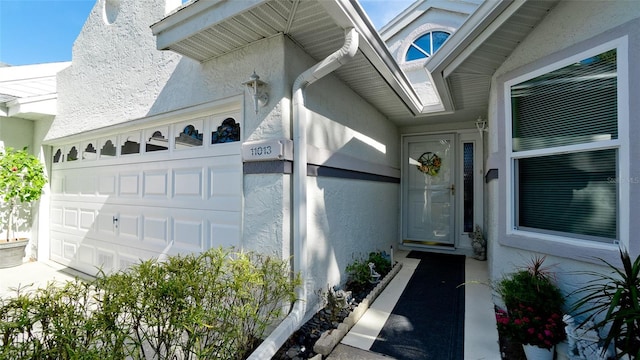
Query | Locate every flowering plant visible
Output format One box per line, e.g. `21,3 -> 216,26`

0,147 -> 47,241
496,305 -> 564,349
496,256 -> 566,349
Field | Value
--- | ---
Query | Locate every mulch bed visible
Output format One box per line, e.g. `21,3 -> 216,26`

273,277 -> 385,359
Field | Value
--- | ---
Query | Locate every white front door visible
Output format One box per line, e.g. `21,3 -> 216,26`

403,134 -> 455,245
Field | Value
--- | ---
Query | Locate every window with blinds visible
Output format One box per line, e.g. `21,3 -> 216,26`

510,49 -> 619,243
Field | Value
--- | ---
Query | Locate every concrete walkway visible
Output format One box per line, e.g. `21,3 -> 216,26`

0,260 -> 89,299
328,250 -> 501,360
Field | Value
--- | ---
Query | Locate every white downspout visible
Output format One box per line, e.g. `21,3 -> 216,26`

247,27 -> 359,360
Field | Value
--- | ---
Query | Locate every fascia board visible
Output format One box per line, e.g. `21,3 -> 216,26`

0,62 -> 70,82
151,0 -> 267,50
423,0 -> 513,112
379,0 -> 425,40
379,0 -> 482,41
321,0 -> 425,115
7,94 -> 58,117
440,1 -> 528,79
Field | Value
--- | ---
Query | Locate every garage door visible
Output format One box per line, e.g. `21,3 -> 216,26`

49,112 -> 243,275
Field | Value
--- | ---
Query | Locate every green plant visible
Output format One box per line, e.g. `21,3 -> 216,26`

345,257 -> 370,294
0,147 -> 47,241
496,256 -> 566,349
570,248 -> 640,359
0,247 -> 300,359
367,251 -> 391,277
345,251 -> 392,294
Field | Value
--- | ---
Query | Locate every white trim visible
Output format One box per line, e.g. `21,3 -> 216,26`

45,95 -> 243,145
511,141 -> 621,159
504,36 -> 629,248
400,129 -> 484,254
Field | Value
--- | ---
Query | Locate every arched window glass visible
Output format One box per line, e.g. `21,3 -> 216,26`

405,31 -> 450,61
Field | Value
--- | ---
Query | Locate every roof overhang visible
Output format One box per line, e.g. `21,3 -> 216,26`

1,94 -> 58,121
151,0 -> 559,126
0,62 -> 70,121
151,0 -> 434,125
426,0 -> 560,116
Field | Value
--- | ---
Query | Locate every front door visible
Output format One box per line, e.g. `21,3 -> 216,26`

403,134 -> 455,245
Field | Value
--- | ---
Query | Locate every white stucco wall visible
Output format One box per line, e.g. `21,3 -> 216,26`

307,177 -> 398,295
0,117 -> 34,151
51,0 -> 400,313
280,38 -> 399,310
487,1 -> 640,298
51,0 -> 180,140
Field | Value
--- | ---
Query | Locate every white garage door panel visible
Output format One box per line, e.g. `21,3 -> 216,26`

50,144 -> 242,275
49,205 -> 241,274
52,156 -> 242,212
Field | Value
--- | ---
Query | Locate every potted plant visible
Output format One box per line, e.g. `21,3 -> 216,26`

570,248 -> 640,359
0,147 -> 47,268
496,256 -> 566,359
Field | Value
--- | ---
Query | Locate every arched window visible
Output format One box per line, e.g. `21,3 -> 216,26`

405,31 -> 450,61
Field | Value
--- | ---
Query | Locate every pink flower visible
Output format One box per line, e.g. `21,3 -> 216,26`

528,328 -> 535,335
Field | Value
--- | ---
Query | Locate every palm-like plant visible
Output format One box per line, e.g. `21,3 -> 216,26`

570,248 -> 640,359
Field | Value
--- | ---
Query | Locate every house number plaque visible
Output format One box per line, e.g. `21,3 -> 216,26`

242,139 -> 293,162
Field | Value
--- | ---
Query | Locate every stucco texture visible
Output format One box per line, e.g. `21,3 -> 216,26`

49,0 -> 401,317
51,0 -> 290,143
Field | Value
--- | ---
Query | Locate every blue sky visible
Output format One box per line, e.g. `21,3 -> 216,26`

0,0 -> 413,66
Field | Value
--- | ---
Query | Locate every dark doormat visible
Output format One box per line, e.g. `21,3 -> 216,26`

369,251 -> 465,360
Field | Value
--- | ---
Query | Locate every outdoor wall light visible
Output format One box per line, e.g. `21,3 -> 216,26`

475,116 -> 487,138
243,71 -> 269,114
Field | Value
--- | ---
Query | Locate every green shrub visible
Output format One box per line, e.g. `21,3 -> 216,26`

0,247 -> 300,360
345,251 -> 392,295
368,251 -> 391,277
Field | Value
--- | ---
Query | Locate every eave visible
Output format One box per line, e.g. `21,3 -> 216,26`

151,0 -> 429,125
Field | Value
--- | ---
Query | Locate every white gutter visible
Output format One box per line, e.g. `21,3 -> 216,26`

246,27 -> 359,360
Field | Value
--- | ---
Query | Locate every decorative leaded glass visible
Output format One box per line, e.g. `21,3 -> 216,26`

120,132 -> 141,155
212,118 -> 240,144
463,142 -> 474,233
67,146 -> 78,161
174,120 -> 204,149
100,139 -> 116,157
145,127 -> 168,152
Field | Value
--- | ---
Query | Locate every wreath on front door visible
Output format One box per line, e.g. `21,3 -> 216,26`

417,152 -> 442,176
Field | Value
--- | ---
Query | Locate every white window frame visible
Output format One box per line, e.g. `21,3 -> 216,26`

504,36 -> 630,250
